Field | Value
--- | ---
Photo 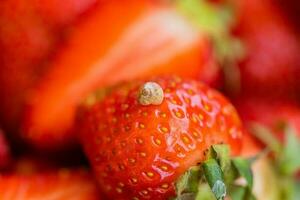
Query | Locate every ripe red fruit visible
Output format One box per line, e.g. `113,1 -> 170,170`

78,76 -> 244,200
0,168 -> 101,200
22,0 -> 221,150
0,0 -> 96,133
33,0 -> 97,28
0,0 -> 55,131
233,0 -> 300,97
234,98 -> 300,141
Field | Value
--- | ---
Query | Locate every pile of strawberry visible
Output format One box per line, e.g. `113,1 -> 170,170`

0,0 -> 300,199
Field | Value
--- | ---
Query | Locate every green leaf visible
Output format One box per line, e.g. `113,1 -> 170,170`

279,125 -> 300,175
202,159 -> 226,200
232,158 -> 253,189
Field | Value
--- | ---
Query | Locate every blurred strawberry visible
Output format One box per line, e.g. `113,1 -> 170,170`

0,0 -> 97,134
232,0 -> 300,97
22,0 -> 231,150
33,0 -> 97,28
0,167 -> 101,200
0,129 -> 11,169
0,0 -> 56,132
234,97 -> 300,141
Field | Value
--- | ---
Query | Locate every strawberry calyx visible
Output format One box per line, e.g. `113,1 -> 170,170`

251,123 -> 300,200
172,144 -> 255,200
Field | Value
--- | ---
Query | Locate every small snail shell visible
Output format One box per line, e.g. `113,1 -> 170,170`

138,82 -> 164,106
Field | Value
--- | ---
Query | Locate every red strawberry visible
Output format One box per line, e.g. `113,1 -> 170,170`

77,76 -> 244,200
33,0 -> 97,28
234,97 -> 300,142
0,0 -> 96,133
232,0 -> 300,97
0,0 -> 56,132
0,167 -> 101,200
21,0 -> 223,150
0,129 -> 11,169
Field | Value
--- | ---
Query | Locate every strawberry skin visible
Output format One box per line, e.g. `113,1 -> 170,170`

22,0 -> 220,150
0,168 -> 101,200
233,0 -> 300,97
0,0 -> 96,134
78,76 -> 243,200
33,0 -> 97,28
0,0 -> 56,132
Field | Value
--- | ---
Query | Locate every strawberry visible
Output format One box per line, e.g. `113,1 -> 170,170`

21,0 -> 232,150
33,0 -> 97,28
0,0 -> 56,132
0,0 -> 96,133
0,167 -> 101,200
232,0 -> 300,97
0,129 -> 11,169
77,76 -> 245,200
234,97 -> 300,141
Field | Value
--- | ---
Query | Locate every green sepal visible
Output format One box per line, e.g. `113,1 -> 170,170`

232,158 -> 253,189
196,183 -> 216,200
250,123 -> 281,154
176,166 -> 202,196
173,144 -> 255,200
251,123 -> 300,176
249,122 -> 300,200
279,125 -> 300,175
210,145 -> 230,172
229,185 -> 256,200
202,159 -> 226,200
209,145 -> 237,184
